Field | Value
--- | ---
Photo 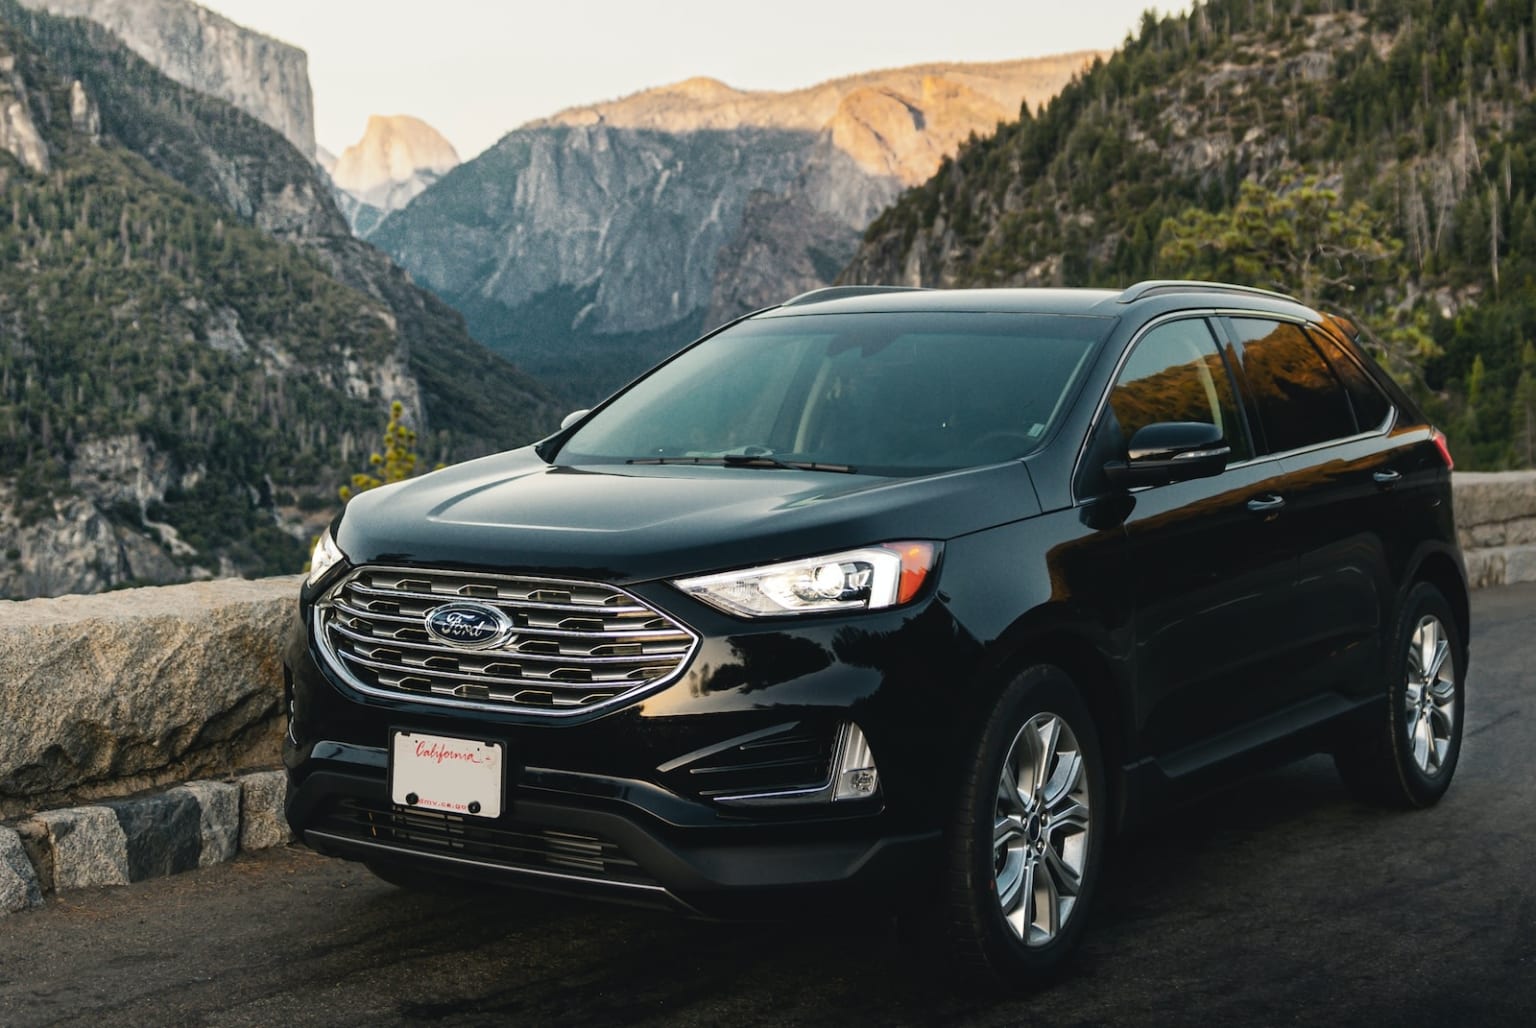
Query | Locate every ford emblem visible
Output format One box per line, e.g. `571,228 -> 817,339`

423,602 -> 513,650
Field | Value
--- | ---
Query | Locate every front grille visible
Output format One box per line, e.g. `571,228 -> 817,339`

318,798 -> 655,886
316,566 -> 698,716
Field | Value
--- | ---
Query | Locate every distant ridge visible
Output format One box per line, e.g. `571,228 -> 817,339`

374,52 -> 1101,404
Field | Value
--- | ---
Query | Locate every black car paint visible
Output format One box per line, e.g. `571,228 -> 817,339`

284,285 -> 1467,915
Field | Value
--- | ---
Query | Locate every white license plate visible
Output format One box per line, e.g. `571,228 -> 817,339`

389,731 -> 504,819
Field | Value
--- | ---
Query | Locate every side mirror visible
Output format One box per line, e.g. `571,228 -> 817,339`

559,409 -> 591,431
1103,421 -> 1230,490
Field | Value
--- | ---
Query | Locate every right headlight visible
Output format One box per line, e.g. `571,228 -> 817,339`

306,527 -> 347,587
673,542 -> 938,618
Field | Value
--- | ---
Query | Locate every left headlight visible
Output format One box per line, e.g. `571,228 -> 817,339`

674,542 -> 938,618
307,527 -> 347,587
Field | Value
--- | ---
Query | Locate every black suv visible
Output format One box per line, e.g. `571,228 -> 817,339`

285,282 -> 1467,985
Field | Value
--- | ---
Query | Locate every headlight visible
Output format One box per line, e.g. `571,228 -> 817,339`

674,542 -> 938,618
307,528 -> 347,586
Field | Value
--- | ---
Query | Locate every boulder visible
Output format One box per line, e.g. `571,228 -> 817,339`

239,769 -> 293,851
0,576 -> 300,817
0,825 -> 43,913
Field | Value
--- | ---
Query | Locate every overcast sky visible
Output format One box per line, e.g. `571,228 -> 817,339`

200,1 -> 1190,160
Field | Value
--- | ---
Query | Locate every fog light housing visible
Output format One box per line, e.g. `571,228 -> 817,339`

833,723 -> 880,801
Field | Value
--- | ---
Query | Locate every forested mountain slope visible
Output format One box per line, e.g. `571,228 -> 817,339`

0,2 -> 557,598
845,0 -> 1536,469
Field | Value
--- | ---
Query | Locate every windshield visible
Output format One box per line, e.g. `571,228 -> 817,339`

556,311 -> 1110,476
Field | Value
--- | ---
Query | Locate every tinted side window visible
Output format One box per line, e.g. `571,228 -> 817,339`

1108,318 -> 1251,461
1229,318 -> 1356,453
1309,328 -> 1392,431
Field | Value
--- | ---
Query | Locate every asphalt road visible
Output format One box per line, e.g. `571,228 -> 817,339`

2,583 -> 1532,1028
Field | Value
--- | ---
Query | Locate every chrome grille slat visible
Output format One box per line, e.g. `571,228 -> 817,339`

338,647 -> 673,689
327,622 -> 689,666
345,580 -> 648,615
317,566 -> 699,716
331,599 -> 688,641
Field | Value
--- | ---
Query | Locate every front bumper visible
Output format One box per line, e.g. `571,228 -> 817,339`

288,761 -> 937,917
283,574 -> 976,916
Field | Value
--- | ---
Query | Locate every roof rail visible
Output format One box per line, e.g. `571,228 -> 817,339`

780,285 -> 928,307
1117,280 -> 1302,304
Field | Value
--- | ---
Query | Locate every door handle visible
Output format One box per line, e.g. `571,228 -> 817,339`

1373,469 -> 1402,487
1246,494 -> 1286,514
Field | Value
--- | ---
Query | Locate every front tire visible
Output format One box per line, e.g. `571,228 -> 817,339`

932,665 -> 1107,988
1335,581 -> 1466,808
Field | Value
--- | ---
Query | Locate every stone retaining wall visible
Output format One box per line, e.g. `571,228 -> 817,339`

0,575 -> 299,820
0,471 -> 1533,912
1455,471 -> 1536,588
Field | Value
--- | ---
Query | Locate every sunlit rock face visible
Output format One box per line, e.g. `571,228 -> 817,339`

330,114 -> 460,237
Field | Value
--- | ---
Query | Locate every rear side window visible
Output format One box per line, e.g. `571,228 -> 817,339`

1309,328 -> 1392,431
1228,318 -> 1356,454
1108,318 -> 1251,461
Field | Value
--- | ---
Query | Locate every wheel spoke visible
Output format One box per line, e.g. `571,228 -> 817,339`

1412,712 -> 1432,769
1032,854 -> 1062,942
1417,621 -> 1439,681
1042,750 -> 1083,808
998,759 -> 1029,815
1424,638 -> 1450,686
1033,717 -> 1061,803
995,813 -> 1023,849
1043,838 -> 1083,896
1048,797 -> 1090,834
997,849 -> 1026,917
1008,857 -> 1036,938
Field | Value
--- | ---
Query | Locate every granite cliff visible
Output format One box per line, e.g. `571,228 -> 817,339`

16,0 -> 314,155
373,55 -> 1099,403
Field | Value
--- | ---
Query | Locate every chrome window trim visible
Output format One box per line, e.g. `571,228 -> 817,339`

314,566 -> 701,718
1071,308 -> 1398,505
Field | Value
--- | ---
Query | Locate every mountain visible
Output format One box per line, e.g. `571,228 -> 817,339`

371,55 -> 1097,404
330,114 -> 459,237
15,0 -> 314,156
0,0 -> 558,599
844,1 -> 1536,471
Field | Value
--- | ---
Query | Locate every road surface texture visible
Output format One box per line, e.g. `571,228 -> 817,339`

1,583 -> 1531,1027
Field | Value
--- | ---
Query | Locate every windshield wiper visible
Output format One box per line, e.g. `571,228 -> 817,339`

626,455 -> 857,474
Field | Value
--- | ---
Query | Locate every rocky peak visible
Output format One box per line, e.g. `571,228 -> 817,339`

15,0 -> 315,156
331,114 -> 459,202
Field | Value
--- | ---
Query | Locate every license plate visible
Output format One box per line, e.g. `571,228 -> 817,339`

389,731 -> 504,819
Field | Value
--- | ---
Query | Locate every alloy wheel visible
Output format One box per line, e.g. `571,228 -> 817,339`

1405,615 -> 1457,776
992,712 -> 1092,947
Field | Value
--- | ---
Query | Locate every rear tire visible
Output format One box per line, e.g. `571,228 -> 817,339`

1334,581 -> 1465,808
919,665 -> 1107,989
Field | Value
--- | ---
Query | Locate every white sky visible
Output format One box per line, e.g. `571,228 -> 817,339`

200,1 -> 1190,160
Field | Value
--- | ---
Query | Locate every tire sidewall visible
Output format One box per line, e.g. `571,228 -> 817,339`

958,665 -> 1108,983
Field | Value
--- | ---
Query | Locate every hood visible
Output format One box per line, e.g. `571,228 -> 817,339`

334,446 -> 1041,583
